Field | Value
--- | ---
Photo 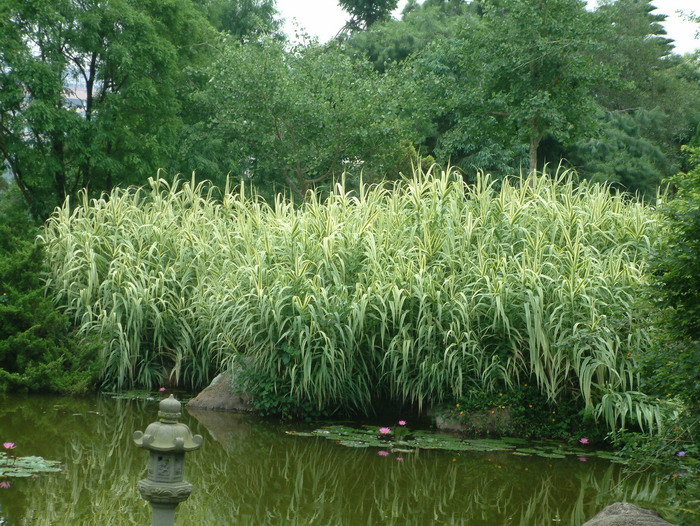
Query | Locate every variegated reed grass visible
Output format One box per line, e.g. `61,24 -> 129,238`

42,168 -> 664,431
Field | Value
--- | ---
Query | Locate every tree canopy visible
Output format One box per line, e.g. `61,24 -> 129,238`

179,38 -> 413,199
1,0 -> 699,209
0,0 -> 216,219
339,0 -> 399,30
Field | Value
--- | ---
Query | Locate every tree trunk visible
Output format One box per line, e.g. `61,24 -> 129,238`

529,117 -> 542,175
529,137 -> 539,175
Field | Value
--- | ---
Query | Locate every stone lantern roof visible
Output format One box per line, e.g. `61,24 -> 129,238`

133,395 -> 203,452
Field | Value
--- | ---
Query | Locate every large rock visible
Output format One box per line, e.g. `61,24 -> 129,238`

187,370 -> 254,412
434,407 -> 512,435
582,502 -> 675,526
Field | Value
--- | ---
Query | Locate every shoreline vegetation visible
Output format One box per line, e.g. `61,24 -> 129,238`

39,168 -> 663,431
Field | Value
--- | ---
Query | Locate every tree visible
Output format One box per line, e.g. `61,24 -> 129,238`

179,39 -> 413,199
193,0 -> 280,39
471,0 -> 612,173
569,110 -> 672,198
339,0 -> 399,31
392,0 -> 613,175
594,0 -> 674,112
560,0 -> 700,194
0,0 -> 215,219
342,0 -> 475,72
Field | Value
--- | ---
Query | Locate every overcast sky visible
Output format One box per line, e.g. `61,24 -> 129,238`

276,0 -> 699,54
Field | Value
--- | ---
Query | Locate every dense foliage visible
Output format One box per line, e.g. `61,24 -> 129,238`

42,170 -> 666,432
344,0 -> 700,195
3,0 -> 698,215
603,148 -> 700,513
0,189 -> 100,393
179,38 -> 413,200
0,0 -> 216,220
653,147 -> 700,342
0,0 -> 698,467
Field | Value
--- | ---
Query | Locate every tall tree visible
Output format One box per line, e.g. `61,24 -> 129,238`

396,0 -> 612,175
472,0 -> 612,173
0,0 -> 215,219
179,39 -> 413,199
339,0 -> 399,31
594,0 -> 674,112
194,0 -> 280,38
343,0 -> 476,72
564,0 -> 700,194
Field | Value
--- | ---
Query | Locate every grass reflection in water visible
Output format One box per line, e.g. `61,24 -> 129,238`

0,395 -> 679,525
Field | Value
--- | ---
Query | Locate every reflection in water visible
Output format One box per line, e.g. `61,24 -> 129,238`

0,395 -> 683,525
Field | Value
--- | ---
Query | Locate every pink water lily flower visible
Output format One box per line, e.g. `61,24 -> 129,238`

159,387 -> 166,392
379,427 -> 391,435
2,442 -> 15,450
377,451 -> 389,457
579,438 -> 589,445
395,457 -> 404,462
578,457 -> 588,462
0,481 -> 10,489
398,420 -> 407,426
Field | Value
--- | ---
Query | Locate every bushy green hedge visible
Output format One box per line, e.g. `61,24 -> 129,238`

0,189 -> 101,393
653,146 -> 700,344
43,169 -> 666,430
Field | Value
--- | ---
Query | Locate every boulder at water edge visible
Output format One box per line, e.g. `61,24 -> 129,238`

582,502 -> 675,526
187,370 -> 254,412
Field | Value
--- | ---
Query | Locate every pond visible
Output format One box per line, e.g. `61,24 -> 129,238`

0,394 -> 683,525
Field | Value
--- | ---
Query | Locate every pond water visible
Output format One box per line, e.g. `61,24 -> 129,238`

0,394 -> 683,525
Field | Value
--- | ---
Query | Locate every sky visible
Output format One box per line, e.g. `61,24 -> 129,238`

276,0 -> 700,54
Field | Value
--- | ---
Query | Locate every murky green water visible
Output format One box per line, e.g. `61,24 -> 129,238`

0,395 -> 684,525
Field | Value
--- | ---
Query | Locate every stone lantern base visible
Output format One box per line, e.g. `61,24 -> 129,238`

137,478 -> 193,504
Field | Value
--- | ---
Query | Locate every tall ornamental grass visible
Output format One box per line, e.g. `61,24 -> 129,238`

42,169 -> 664,431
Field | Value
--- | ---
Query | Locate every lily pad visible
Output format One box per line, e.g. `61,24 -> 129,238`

535,452 -> 567,459
500,438 -> 530,445
338,440 -> 370,448
285,426 -> 625,464
0,452 -> 62,478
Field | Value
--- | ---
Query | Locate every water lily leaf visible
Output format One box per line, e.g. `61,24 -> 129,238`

289,426 -> 624,463
501,438 -> 530,445
536,452 -> 566,459
592,452 -> 620,460
0,453 -> 62,478
338,440 -> 370,448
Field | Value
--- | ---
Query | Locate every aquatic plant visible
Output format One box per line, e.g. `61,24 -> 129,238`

0,452 -> 62,478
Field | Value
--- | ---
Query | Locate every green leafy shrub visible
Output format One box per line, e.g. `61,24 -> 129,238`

653,146 -> 700,340
447,384 -> 607,441
642,145 -> 700,439
238,366 -> 333,421
0,189 -> 101,394
42,169 -> 664,429
619,146 -> 700,514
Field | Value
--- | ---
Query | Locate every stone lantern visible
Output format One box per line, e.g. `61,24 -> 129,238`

133,395 -> 203,526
